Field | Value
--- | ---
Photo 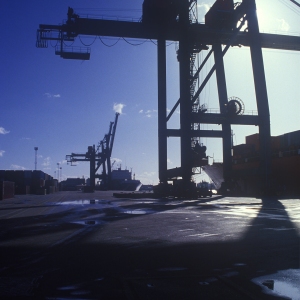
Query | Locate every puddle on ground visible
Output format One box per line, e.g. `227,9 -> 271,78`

252,269 -> 300,300
263,227 -> 295,231
234,263 -> 246,267
59,199 -> 111,205
122,209 -> 155,215
72,220 -> 104,226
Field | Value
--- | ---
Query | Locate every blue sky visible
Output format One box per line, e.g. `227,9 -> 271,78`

1,0 -> 299,185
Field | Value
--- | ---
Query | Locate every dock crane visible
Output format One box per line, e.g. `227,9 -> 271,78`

37,0 -> 300,196
66,113 -> 119,190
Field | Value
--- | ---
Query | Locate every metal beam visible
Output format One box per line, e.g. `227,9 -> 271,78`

166,49 -> 213,122
191,113 -> 260,125
246,0 -> 271,193
167,129 -> 224,138
158,38 -> 168,183
213,43 -> 232,182
39,20 -> 300,51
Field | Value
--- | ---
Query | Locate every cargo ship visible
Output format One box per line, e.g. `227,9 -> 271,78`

203,130 -> 300,197
97,167 -> 141,191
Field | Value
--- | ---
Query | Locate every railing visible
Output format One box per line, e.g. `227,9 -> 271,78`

55,45 -> 91,54
76,15 -> 141,22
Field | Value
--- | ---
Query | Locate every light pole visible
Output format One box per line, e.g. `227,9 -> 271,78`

34,147 -> 38,170
57,163 -> 60,181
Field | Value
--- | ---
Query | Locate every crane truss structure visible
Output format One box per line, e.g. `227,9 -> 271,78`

66,113 -> 119,190
37,0 -> 300,194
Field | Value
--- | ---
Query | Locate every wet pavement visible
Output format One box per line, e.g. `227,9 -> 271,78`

0,191 -> 299,299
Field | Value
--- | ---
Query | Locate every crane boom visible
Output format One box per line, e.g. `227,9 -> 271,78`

38,18 -> 300,53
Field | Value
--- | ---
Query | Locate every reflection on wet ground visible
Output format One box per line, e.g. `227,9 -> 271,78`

0,192 -> 299,299
252,269 -> 300,299
59,199 -> 111,205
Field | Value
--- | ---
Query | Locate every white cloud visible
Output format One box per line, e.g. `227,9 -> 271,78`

45,93 -> 61,98
277,18 -> 290,31
0,127 -> 10,134
42,157 -> 51,167
139,109 -> 158,118
136,171 -> 157,184
197,3 -> 211,21
111,157 -> 122,168
21,137 -> 31,140
113,103 -> 125,114
0,150 -> 5,157
198,3 -> 210,13
10,164 -> 26,170
167,158 -> 173,165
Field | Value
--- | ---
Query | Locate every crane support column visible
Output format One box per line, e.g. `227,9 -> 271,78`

213,43 -> 232,182
158,38 -> 168,184
89,145 -> 96,189
246,0 -> 271,193
179,1 -> 193,186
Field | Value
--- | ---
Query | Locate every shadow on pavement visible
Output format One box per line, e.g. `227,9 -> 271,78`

0,193 -> 298,299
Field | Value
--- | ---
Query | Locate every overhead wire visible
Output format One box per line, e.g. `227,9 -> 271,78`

99,36 -> 120,47
278,0 -> 300,16
79,35 -> 98,46
122,37 -> 148,46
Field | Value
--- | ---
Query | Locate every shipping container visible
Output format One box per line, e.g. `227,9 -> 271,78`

0,181 -> 14,200
36,188 -> 47,195
24,170 -> 32,178
0,170 -> 5,181
32,170 -> 45,180
278,130 -> 300,149
233,143 -> 255,158
246,134 -> 260,150
271,136 -> 280,151
4,170 -> 15,182
15,185 -> 30,195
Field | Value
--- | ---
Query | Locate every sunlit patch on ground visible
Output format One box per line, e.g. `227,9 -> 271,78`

252,269 -> 300,300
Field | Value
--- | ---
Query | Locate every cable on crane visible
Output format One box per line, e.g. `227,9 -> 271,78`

62,40 -> 75,47
79,35 -> 98,47
278,0 -> 300,16
98,36 -> 120,47
122,37 -> 148,46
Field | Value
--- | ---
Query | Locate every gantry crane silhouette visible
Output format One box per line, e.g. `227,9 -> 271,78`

37,0 -> 300,195
66,113 -> 119,190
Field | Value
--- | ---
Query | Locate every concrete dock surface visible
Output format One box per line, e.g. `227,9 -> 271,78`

0,191 -> 299,299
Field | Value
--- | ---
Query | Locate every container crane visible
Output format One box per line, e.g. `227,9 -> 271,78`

37,0 -> 300,196
66,113 -> 119,190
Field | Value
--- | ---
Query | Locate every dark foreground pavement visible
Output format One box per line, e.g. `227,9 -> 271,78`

0,191 -> 299,299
